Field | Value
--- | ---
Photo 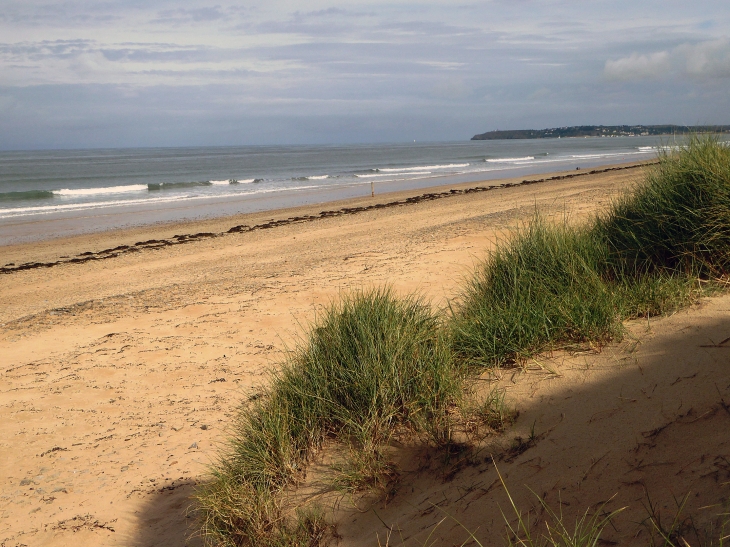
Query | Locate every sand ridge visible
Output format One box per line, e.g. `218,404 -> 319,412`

1,163 -> 727,546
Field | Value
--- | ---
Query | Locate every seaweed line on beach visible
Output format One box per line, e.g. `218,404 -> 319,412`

0,162 -> 655,276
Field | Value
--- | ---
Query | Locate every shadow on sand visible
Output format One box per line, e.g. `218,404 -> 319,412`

129,481 -> 203,547
332,307 -> 730,546
130,301 -> 730,547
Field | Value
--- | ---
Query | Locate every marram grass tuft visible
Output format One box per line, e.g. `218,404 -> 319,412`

451,136 -> 729,368
594,136 -> 730,278
450,215 -> 619,368
195,288 -> 461,546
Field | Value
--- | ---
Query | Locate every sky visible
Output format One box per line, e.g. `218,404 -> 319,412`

1,0 -> 729,149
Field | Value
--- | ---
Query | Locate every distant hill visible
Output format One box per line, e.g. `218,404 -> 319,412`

471,125 -> 730,140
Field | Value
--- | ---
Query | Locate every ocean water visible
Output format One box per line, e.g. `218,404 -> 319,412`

0,137 -> 679,245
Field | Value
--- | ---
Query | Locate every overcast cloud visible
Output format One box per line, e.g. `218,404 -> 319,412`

1,0 -> 728,149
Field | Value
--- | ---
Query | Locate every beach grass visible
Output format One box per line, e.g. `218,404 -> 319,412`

495,466 -> 626,547
594,136 -> 730,279
451,136 -> 729,368
449,215 -> 620,368
195,288 -> 462,546
196,136 -> 730,546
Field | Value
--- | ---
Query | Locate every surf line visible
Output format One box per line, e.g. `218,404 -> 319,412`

0,161 -> 657,275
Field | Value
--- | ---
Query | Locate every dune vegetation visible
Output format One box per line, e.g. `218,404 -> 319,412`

195,136 -> 730,547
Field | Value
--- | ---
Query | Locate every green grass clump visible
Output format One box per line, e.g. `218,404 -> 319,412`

451,136 -> 730,367
450,216 -> 619,367
196,288 -> 461,546
594,136 -> 730,278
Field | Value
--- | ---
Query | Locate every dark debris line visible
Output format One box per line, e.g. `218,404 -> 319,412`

1,163 -> 654,276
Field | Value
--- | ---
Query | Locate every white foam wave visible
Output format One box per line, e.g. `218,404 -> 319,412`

462,151 -> 651,173
486,157 -> 534,163
356,171 -> 431,178
378,163 -> 469,172
0,182 -> 333,220
209,180 -> 232,185
570,151 -> 646,160
307,175 -> 329,180
0,194 -> 194,218
54,184 -> 147,196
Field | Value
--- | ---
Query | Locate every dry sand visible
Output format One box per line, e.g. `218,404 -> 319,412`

1,163 -> 728,547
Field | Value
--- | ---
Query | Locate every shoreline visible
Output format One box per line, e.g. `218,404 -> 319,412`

0,136 -> 668,244
0,159 -> 654,274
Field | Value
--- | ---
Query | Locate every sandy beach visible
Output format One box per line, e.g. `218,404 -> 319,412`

2,161 -> 729,547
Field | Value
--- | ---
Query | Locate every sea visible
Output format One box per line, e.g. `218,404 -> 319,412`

0,136 -> 682,245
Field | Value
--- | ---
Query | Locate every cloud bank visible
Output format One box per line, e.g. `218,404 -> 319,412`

1,1 -> 729,148
605,39 -> 730,81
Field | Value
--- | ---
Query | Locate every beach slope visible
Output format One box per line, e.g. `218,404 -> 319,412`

2,163 -> 726,546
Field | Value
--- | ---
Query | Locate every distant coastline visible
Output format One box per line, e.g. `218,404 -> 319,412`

471,124 -> 730,140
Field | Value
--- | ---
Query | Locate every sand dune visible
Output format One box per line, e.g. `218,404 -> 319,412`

335,296 -> 730,546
